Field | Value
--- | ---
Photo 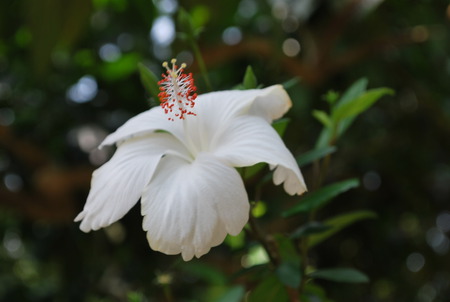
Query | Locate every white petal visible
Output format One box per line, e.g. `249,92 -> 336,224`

181,85 -> 292,154
213,115 -> 307,195
100,106 -> 185,148
141,153 -> 249,261
75,133 -> 189,232
247,85 -> 292,122
99,85 -> 291,152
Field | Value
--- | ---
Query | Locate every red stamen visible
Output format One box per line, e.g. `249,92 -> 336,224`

158,59 -> 198,121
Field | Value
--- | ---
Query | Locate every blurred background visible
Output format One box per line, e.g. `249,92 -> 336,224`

0,0 -> 449,301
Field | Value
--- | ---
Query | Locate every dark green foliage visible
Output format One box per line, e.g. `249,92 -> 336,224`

0,0 -> 449,301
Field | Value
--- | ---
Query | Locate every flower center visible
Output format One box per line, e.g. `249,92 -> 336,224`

158,59 -> 198,121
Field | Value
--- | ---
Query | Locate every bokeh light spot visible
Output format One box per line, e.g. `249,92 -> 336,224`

151,16 -> 175,47
67,76 -> 98,103
282,38 -> 301,57
363,171 -> 381,191
436,211 -> 450,232
99,43 -> 122,62
4,173 -> 23,192
406,252 -> 425,272
222,27 -> 242,45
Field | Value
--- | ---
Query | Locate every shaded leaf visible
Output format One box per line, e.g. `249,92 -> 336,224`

276,262 -> 301,289
230,264 -> 268,280
282,179 -> 360,217
282,77 -> 301,90
302,282 -> 334,302
290,222 -> 331,239
248,276 -> 289,302
296,146 -> 337,167
309,268 -> 369,283
308,211 -> 377,247
214,286 -> 245,302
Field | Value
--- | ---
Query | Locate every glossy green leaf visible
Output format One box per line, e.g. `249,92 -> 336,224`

312,110 -> 332,127
138,62 -> 161,101
290,222 -> 331,239
248,276 -> 289,302
296,146 -> 337,167
243,66 -> 258,89
214,286 -> 245,302
309,268 -> 369,283
282,179 -> 360,217
332,88 -> 394,122
308,210 -> 377,247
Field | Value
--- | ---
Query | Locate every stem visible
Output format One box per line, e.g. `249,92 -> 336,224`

299,151 -> 333,293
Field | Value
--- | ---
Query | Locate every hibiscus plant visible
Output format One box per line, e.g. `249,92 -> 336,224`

74,56 -> 392,302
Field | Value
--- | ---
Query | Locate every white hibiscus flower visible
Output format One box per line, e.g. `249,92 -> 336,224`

75,60 -> 307,261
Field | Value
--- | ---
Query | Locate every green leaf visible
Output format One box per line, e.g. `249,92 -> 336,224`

312,110 -> 332,127
272,118 -> 290,137
335,78 -> 368,108
137,62 -> 161,101
309,268 -> 369,283
315,126 -> 333,149
214,286 -> 245,302
282,77 -> 301,90
308,210 -> 377,247
315,78 -> 368,149
290,222 -> 331,239
332,88 -> 394,123
323,90 -> 340,105
276,262 -> 301,289
243,66 -> 258,89
296,146 -> 337,167
282,179 -> 360,217
247,276 -> 289,302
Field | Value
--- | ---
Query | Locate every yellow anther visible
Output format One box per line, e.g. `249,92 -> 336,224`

162,61 -> 168,68
171,58 -> 177,64
181,63 -> 187,69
